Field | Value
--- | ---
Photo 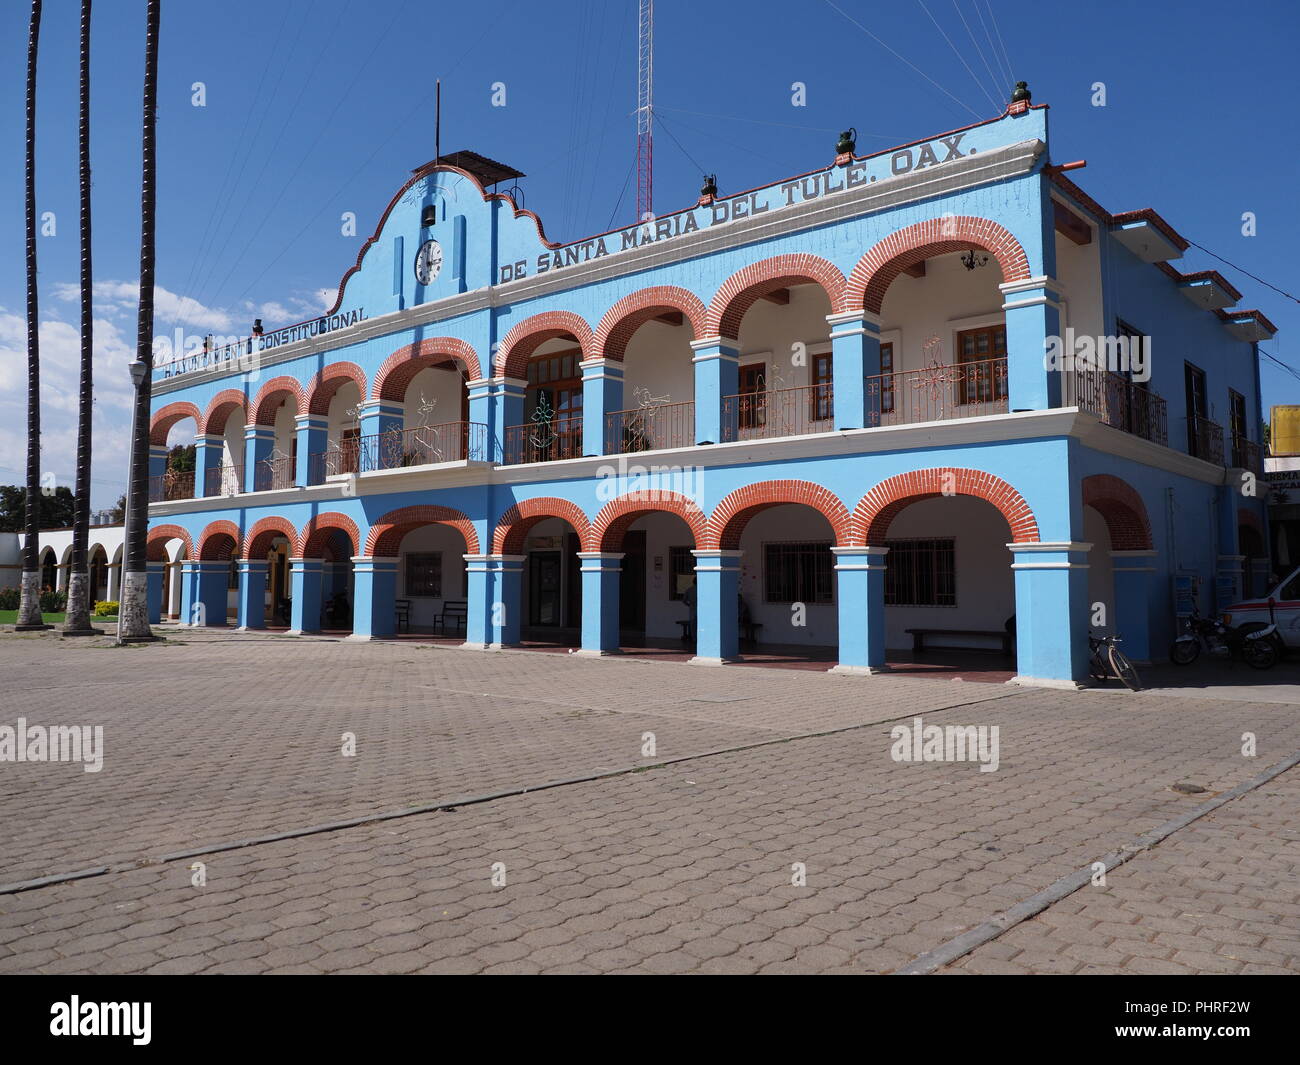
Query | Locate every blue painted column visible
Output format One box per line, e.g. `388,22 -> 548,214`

195,435 -> 224,497
576,552 -> 623,655
288,557 -> 324,634
464,554 -> 493,648
357,400 -> 404,470
146,560 -> 165,624
351,557 -> 399,639
1001,277 -> 1064,412
467,379 -> 497,462
236,559 -> 269,630
826,311 -> 883,430
691,338 -> 739,445
243,425 -> 275,493
194,560 -> 230,627
295,414 -> 328,485
829,547 -> 889,674
581,358 -> 624,456
1111,550 -> 1155,663
1009,541 -> 1091,687
494,378 -> 527,464
490,555 -> 525,647
690,549 -> 742,664
178,561 -> 199,625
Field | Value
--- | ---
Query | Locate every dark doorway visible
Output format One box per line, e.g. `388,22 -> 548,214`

1184,362 -> 1208,457
529,551 -> 563,627
620,529 -> 647,633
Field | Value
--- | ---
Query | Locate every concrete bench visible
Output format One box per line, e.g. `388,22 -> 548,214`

906,627 -> 1012,656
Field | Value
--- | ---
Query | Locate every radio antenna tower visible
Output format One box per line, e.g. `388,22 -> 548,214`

636,0 -> 654,222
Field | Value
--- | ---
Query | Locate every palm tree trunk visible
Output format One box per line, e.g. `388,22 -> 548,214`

118,0 -> 161,641
16,0 -> 50,632
65,0 -> 99,636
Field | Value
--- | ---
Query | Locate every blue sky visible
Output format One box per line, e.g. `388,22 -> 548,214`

1,0 -> 1297,507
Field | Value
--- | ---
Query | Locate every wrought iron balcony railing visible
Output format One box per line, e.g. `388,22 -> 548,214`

865,357 -> 1008,426
1231,433 -> 1263,474
1188,414 -> 1225,465
504,414 -> 584,465
204,463 -> 245,497
148,468 -> 195,502
721,384 -> 833,442
309,422 -> 486,480
253,456 -> 295,492
1067,370 -> 1168,446
605,400 -> 696,453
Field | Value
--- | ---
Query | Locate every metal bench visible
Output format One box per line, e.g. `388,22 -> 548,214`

395,599 -> 411,634
906,627 -> 1012,656
434,600 -> 468,638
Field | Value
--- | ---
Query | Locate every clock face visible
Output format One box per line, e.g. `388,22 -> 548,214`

414,239 -> 443,285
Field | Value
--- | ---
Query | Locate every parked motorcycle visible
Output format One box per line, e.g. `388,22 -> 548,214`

1170,602 -> 1278,670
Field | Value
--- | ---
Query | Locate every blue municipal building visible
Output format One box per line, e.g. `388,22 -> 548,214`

144,87 -> 1275,687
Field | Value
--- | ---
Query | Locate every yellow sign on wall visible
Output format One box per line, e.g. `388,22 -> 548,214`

1273,406 -> 1300,455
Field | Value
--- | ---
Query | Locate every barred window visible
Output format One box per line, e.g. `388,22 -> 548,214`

764,541 -> 833,604
885,538 -> 955,606
406,552 -> 443,598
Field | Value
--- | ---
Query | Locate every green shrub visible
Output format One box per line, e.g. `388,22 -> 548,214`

0,586 -> 19,610
93,600 -> 119,617
40,589 -> 67,613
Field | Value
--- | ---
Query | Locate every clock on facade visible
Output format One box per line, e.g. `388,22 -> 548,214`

414,239 -> 443,284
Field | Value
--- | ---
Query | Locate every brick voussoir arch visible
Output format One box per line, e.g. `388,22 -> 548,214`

370,338 -> 482,402
197,520 -> 243,560
149,401 -> 202,446
588,491 -> 708,552
306,362 -> 368,415
301,512 -> 363,558
1081,473 -> 1153,552
705,254 -> 850,340
492,497 -> 590,555
848,216 -> 1031,315
702,480 -> 853,550
496,311 -> 595,379
364,505 -> 479,558
146,524 -> 193,561
199,390 -> 248,436
594,286 -> 708,360
243,516 -> 301,558
852,468 -> 1040,546
248,376 -> 306,426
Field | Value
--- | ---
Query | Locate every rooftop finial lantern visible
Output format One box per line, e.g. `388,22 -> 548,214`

835,128 -> 856,165
1009,81 -> 1031,114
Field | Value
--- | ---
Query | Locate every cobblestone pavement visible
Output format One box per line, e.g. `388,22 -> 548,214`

0,628 -> 1296,974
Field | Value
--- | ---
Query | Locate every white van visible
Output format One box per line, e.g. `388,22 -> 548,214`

1221,566 -> 1300,650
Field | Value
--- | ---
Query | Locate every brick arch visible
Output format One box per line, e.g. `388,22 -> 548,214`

307,362 -> 368,415
1082,473 -> 1153,552
248,376 -> 306,426
703,480 -> 853,550
243,516 -> 300,558
705,255 -> 849,341
853,468 -> 1040,546
200,390 -> 248,436
491,497 -> 590,555
370,338 -> 481,402
197,520 -> 242,561
847,216 -> 1031,315
146,524 -> 193,562
588,492 -> 708,552
149,401 -> 202,446
364,505 -> 479,558
594,286 -> 708,360
300,512 -> 363,559
495,311 -> 595,380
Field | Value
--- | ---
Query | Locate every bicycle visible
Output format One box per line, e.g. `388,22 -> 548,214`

1089,632 -> 1142,691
